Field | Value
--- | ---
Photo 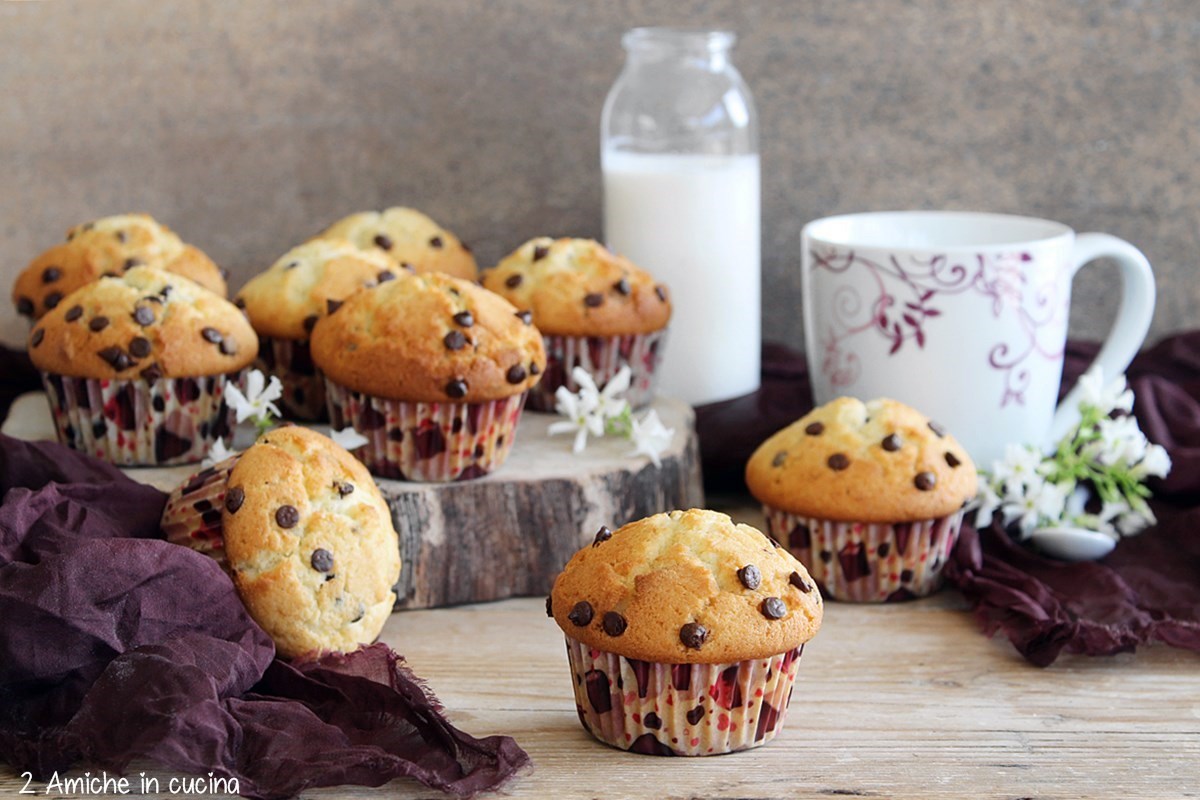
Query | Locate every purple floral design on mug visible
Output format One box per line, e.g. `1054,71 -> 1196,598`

810,247 -> 1067,407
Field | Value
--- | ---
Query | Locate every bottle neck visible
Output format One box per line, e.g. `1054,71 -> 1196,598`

621,28 -> 735,71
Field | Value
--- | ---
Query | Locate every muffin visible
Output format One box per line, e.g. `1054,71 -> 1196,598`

13,213 -> 227,320
160,426 -> 402,658
310,272 -> 545,481
235,238 -> 403,420
482,237 -> 671,410
318,206 -> 477,280
27,265 -> 256,465
746,397 -> 977,602
549,509 -> 822,756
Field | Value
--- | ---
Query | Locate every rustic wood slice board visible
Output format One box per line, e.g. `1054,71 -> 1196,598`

3,392 -> 704,609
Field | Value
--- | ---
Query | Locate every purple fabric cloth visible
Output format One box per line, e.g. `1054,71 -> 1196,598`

0,433 -> 529,798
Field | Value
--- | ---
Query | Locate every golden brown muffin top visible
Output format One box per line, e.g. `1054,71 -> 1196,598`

221,426 -> 402,659
235,238 -> 403,340
746,397 -> 977,523
310,272 -> 545,403
28,265 -> 256,379
551,509 -> 822,664
481,237 -> 672,337
13,213 -> 227,320
318,206 -> 477,280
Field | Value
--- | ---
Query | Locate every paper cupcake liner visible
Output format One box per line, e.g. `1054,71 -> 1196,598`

160,456 -> 240,573
256,335 -> 326,421
564,636 -> 803,756
527,329 -> 668,412
39,371 -> 240,466
324,380 -> 526,482
762,506 -> 966,602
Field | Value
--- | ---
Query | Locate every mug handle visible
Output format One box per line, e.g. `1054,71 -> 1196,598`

1048,232 -> 1156,445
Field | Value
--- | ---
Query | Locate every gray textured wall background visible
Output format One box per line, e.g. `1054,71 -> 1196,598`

2,0 -> 1198,352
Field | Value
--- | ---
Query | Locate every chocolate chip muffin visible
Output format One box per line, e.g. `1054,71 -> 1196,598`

318,206 -> 477,281
28,265 -> 257,465
481,237 -> 672,410
13,213 -> 227,321
310,272 -> 545,481
235,239 -> 402,420
746,397 -> 977,602
550,509 -> 821,756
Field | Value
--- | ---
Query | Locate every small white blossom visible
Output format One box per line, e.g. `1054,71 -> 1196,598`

973,476 -> 1004,526
572,365 -> 631,421
330,427 -> 370,450
1085,415 -> 1147,467
549,385 -> 605,454
626,409 -> 674,467
990,444 -> 1046,491
1129,443 -> 1171,480
1077,366 -> 1134,415
202,438 -> 238,468
225,370 -> 283,425
1007,480 -> 1071,538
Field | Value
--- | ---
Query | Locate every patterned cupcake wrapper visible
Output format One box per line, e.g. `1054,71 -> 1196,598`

255,335 -> 326,421
527,329 -> 668,412
564,637 -> 803,756
160,456 -> 241,573
324,380 -> 526,482
39,371 -> 240,466
763,506 -> 966,602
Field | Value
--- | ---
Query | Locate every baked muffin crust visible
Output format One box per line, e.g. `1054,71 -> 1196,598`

318,206 -> 477,280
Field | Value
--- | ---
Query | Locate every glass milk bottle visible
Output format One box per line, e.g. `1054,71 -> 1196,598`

602,27 -> 760,406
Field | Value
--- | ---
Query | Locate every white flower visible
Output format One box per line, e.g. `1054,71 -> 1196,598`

1129,443 -> 1171,480
225,370 -> 283,425
202,437 -> 238,468
989,444 -> 1046,492
549,385 -> 605,454
1114,495 -> 1157,536
330,427 -> 370,450
626,409 -> 674,467
1085,415 -> 1147,467
973,475 -> 1004,526
1006,480 -> 1071,538
572,365 -> 631,421
1077,366 -> 1134,415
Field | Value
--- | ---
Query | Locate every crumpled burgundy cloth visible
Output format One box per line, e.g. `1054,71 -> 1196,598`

696,334 -> 1200,667
0,433 -> 529,798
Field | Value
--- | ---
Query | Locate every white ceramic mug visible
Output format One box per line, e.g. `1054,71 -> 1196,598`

801,211 -> 1156,468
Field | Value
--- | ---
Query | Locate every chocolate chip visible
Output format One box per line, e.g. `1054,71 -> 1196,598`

655,285 -> 668,302
643,712 -> 662,730
545,596 -> 553,617
140,363 -> 163,381
89,316 -> 110,332
453,310 -> 474,327
503,274 -> 523,289
97,346 -> 132,370
827,453 -> 850,470
772,450 -> 787,468
915,471 -> 937,491
302,315 -> 319,334
159,285 -> 173,299
201,327 -> 224,344
234,297 -> 246,309
429,235 -> 443,249
515,310 -> 532,325
613,278 -> 631,295
882,433 -> 902,452
129,336 -> 152,358
16,297 -> 33,316
64,305 -> 83,322
805,421 -> 825,435
789,572 -> 812,592
219,339 -> 238,356
30,328 -> 44,347
225,486 -> 245,513
42,267 -> 61,283
310,548 -> 334,572
115,230 -> 127,243
133,306 -> 155,326
602,611 -> 627,637
506,364 -> 527,384
679,622 -> 708,650
336,481 -> 354,496
285,260 -> 300,270
44,291 -> 62,310
928,420 -> 946,437
373,233 -> 393,250
529,362 -> 540,375
400,261 -> 415,272
568,601 -> 593,627
592,525 -> 612,547
443,330 -> 467,351
584,292 -> 604,308
445,378 -> 468,398
945,452 -> 962,468
737,564 -> 762,590
326,299 -> 343,315
760,597 -> 787,620
275,505 -> 300,528
377,270 -> 396,283
686,706 -> 705,725
123,257 -> 142,271
532,244 -> 550,261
